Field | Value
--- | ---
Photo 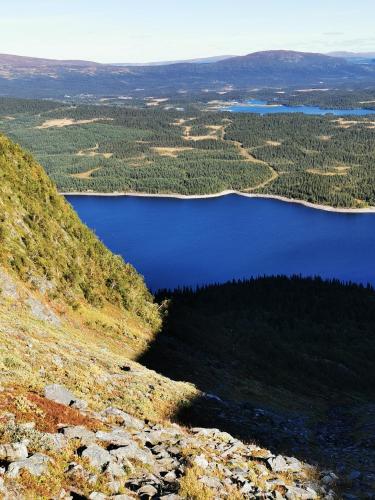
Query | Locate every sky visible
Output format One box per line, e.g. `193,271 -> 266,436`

1,0 -> 375,63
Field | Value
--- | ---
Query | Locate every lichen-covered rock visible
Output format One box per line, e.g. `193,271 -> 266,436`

96,429 -> 133,447
44,384 -> 76,406
100,407 -> 144,429
7,453 -> 49,478
0,443 -> 28,462
61,425 -> 96,445
81,445 -> 112,469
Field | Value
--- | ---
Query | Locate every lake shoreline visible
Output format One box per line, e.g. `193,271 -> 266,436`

60,190 -> 375,214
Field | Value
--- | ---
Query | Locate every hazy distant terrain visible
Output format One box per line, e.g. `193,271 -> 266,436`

1,50 -> 375,99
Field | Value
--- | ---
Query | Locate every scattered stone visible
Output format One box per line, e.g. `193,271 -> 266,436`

71,399 -> 88,411
108,480 -> 122,494
200,475 -> 223,489
46,432 -> 68,450
44,384 -> 76,406
7,453 -> 49,478
100,407 -> 144,429
61,425 -> 96,444
192,454 -> 208,469
286,485 -> 318,499
267,454 -> 289,472
104,461 -> 126,478
88,493 -> 107,500
96,429 -> 133,446
0,443 -> 28,461
110,444 -> 154,465
26,297 -> 60,325
81,445 -> 112,469
137,484 -> 158,498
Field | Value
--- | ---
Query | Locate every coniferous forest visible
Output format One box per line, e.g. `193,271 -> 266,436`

1,97 -> 375,207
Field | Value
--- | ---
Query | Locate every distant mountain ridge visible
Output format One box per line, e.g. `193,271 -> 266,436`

114,54 -> 236,66
0,50 -> 374,98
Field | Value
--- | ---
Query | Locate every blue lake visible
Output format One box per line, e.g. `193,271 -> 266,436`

227,99 -> 375,116
67,195 -> 375,291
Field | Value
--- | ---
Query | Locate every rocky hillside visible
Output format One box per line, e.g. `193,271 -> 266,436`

0,135 -> 339,498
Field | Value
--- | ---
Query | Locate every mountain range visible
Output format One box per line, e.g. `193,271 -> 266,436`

1,50 -> 374,99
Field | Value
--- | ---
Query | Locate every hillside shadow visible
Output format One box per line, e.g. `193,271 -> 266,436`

137,277 -> 375,476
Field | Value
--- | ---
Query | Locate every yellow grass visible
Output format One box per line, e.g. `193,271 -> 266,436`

70,167 -> 101,179
152,147 -> 194,158
36,118 -> 113,129
76,143 -> 113,159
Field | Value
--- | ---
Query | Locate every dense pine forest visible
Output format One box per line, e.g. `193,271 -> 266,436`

1,97 -> 375,207
144,276 -> 375,408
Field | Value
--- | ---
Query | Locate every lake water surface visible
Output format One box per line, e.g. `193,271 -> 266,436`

67,195 -> 375,291
227,99 -> 375,116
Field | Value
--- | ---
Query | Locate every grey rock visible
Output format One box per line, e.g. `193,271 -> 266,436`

163,471 -> 177,483
144,430 -> 177,446
96,429 -> 133,447
286,486 -> 317,500
0,443 -> 28,461
137,484 -> 158,497
0,269 -> 19,300
89,493 -> 107,500
71,399 -> 88,411
240,482 -> 255,494
66,463 -> 91,482
193,454 -> 208,469
285,456 -> 303,473
100,407 -> 144,430
267,454 -> 289,472
110,444 -> 154,465
322,472 -> 338,486
104,462 -> 126,478
7,453 -> 49,478
82,445 -> 112,469
154,456 -> 178,472
200,475 -> 223,489
107,480 -> 122,494
26,297 -> 60,325
46,432 -> 68,450
62,425 -> 96,444
44,384 -> 76,406
160,496 -> 182,500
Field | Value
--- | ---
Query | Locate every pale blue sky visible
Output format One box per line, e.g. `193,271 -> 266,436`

1,0 -> 374,62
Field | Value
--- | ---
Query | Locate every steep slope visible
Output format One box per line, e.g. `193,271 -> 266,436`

0,136 -> 336,498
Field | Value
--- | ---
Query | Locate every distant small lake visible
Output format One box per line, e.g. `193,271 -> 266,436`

67,195 -> 375,291
227,99 -> 375,116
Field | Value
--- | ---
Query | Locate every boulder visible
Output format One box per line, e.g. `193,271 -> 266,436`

62,425 -> 96,445
200,475 -> 223,489
82,445 -> 112,469
96,429 -> 133,447
44,384 -> 76,406
104,461 -> 126,478
137,484 -> 158,498
286,486 -> 318,499
267,455 -> 289,472
100,407 -> 144,430
7,453 -> 49,478
193,454 -> 208,469
0,443 -> 28,462
110,444 -> 154,465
